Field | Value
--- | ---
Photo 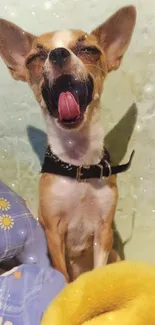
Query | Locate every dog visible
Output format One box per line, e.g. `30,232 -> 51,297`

0,6 -> 136,282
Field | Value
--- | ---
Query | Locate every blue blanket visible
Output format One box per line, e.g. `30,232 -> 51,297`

0,265 -> 65,325
0,181 -> 66,324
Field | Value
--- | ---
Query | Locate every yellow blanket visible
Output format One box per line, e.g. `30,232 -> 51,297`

41,261 -> 155,325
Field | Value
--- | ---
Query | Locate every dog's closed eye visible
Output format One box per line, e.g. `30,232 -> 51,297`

26,50 -> 48,66
78,46 -> 101,55
74,45 -> 101,61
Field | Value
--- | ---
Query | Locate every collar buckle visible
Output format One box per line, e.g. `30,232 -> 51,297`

76,163 -> 107,182
76,165 -> 88,182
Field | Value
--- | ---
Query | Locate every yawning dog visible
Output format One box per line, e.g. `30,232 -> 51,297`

0,6 -> 136,281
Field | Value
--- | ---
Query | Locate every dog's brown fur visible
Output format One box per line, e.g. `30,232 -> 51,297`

0,6 -> 136,282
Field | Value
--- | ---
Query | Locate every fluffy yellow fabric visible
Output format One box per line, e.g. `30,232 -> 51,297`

41,261 -> 155,325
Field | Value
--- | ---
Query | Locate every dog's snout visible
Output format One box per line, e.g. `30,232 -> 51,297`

49,47 -> 70,68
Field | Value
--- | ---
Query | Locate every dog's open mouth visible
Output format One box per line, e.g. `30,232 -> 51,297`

41,74 -> 93,127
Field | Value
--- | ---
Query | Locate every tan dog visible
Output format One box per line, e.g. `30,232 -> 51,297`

0,6 -> 136,282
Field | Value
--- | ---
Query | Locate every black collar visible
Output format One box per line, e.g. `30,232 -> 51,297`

41,146 -> 135,182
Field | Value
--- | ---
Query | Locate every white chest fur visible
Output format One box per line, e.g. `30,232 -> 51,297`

51,176 -> 115,248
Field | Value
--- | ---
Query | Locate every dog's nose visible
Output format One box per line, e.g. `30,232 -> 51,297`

49,47 -> 70,68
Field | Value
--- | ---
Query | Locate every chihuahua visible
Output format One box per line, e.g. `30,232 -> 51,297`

0,6 -> 136,281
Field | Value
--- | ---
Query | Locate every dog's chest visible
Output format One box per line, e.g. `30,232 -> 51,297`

52,176 -> 115,235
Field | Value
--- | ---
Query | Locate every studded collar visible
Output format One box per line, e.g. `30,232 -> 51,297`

41,146 -> 135,182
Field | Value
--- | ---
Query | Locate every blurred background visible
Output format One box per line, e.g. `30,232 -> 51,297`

0,0 -> 155,262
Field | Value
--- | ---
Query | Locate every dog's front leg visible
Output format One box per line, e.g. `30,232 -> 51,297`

45,225 -> 69,282
93,221 -> 113,268
39,212 -> 69,282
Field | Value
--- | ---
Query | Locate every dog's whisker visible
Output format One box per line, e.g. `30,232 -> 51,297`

85,63 -> 106,75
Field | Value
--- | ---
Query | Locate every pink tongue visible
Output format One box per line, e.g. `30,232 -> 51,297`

58,91 -> 80,121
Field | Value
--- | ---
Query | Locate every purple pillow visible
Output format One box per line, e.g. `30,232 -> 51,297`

0,180 -> 50,268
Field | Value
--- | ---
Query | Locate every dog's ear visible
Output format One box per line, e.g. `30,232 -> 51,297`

92,6 -> 136,72
0,19 -> 36,81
